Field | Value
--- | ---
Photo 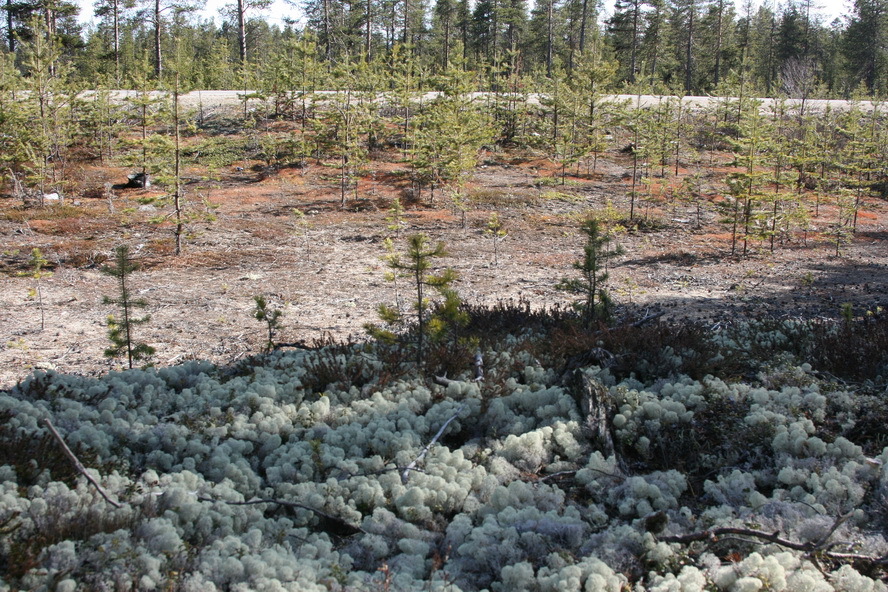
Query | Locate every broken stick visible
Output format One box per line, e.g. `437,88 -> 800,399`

43,418 -> 123,509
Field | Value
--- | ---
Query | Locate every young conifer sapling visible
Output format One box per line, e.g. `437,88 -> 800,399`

102,245 -> 155,368
253,294 -> 283,353
20,248 -> 51,331
367,233 -> 459,366
557,217 -> 623,327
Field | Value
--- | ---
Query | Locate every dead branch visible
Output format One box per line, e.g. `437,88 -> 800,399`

630,310 -> 666,328
199,496 -> 366,535
432,374 -> 455,387
814,512 -> 853,547
333,466 -> 426,480
402,403 -> 467,484
538,470 -> 578,482
659,524 -> 888,570
42,418 -> 123,509
660,526 -> 816,551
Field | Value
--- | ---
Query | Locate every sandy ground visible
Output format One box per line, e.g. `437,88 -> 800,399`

2,141 -> 886,389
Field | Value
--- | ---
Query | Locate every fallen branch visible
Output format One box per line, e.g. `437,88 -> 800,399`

537,470 -> 578,482
660,526 -> 817,551
659,523 -> 888,570
199,496 -> 366,535
433,374 -> 455,387
433,352 -> 484,386
43,418 -> 123,509
333,465 -> 426,480
402,403 -> 467,484
630,310 -> 666,328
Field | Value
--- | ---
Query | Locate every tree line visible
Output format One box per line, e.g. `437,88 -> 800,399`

4,0 -> 888,96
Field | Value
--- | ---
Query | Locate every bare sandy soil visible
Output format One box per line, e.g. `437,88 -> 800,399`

1,145 -> 886,389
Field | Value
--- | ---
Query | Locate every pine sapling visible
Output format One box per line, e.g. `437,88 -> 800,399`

291,208 -> 312,260
557,217 -> 624,328
485,213 -> 507,265
20,248 -> 51,331
386,197 -> 407,238
253,294 -> 283,353
366,233 -> 459,366
102,245 -> 155,368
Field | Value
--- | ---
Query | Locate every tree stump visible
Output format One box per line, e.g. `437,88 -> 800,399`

578,370 -> 617,459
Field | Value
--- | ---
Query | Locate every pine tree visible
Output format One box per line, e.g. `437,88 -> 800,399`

81,84 -> 126,164
410,64 -> 492,203
19,16 -> 74,203
557,217 -> 623,327
121,69 -> 169,189
607,0 -> 644,83
313,63 -> 371,208
844,0 -> 888,92
723,98 -> 770,256
4,0 -> 81,58
146,0 -> 203,78
669,0 -> 702,94
430,0 -> 458,69
93,0 -> 136,85
0,50 -> 27,188
485,212 -> 507,265
232,0 -> 272,64
102,245 -> 155,369
367,233 -> 459,366
569,48 -> 616,173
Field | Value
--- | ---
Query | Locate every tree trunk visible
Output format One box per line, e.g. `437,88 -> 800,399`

154,0 -> 163,78
546,0 -> 554,77
684,1 -> 694,94
713,0 -> 724,86
365,0 -> 372,60
174,73 -> 183,256
237,0 -> 247,63
322,0 -> 332,62
629,0 -> 639,83
113,0 -> 121,85
578,0 -> 589,53
443,17 -> 451,68
6,0 -> 13,53
567,369 -> 620,463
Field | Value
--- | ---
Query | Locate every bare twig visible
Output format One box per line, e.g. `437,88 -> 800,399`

814,512 -> 853,547
402,403 -> 467,484
42,418 -> 123,509
538,470 -> 578,482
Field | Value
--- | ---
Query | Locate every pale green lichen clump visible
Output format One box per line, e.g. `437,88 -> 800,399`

2,325 -> 888,591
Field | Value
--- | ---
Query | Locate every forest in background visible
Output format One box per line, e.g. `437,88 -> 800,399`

1,0 -> 888,97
